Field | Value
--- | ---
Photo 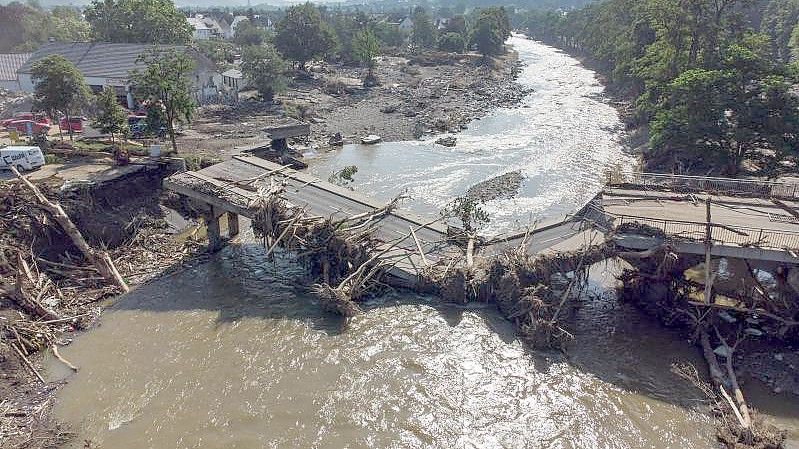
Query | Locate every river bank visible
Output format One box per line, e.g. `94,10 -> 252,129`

0,170 -> 208,447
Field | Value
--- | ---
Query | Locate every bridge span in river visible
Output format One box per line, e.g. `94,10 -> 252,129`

164,156 -> 799,286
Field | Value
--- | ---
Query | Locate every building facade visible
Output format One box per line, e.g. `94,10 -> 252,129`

0,53 -> 31,91
16,43 -> 221,108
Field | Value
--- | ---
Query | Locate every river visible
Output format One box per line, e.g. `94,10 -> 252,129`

46,36 -> 796,448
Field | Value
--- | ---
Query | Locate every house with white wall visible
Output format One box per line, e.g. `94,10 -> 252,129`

188,14 -> 225,40
0,53 -> 31,91
17,43 -> 222,108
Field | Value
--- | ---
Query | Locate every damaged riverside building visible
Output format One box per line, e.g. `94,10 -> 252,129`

15,42 -> 223,108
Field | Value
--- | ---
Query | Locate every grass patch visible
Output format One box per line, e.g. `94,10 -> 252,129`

184,155 -> 222,171
44,154 -> 65,165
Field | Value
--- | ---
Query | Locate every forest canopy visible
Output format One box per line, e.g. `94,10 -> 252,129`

519,0 -> 799,176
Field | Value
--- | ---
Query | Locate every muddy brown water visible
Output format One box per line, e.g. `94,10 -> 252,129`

47,36 -> 799,448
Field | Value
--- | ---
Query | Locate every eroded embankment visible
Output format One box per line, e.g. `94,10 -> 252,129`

0,169 -> 204,447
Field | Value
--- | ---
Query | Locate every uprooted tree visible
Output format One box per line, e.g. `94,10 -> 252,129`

248,178 -> 407,317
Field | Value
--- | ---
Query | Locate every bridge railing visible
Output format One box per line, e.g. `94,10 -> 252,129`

614,172 -> 799,200
612,214 -> 799,251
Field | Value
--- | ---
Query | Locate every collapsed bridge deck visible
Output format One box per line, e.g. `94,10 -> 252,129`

163,155 -> 586,285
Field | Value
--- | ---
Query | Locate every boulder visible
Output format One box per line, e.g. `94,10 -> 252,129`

435,136 -> 457,147
328,132 -> 344,146
380,103 -> 400,113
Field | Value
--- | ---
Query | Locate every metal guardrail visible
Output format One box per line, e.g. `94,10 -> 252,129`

581,201 -> 799,251
615,172 -> 799,200
614,215 -> 799,250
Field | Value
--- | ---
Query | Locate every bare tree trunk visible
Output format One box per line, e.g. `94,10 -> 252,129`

168,119 -> 178,154
11,167 -> 130,293
66,111 -> 73,142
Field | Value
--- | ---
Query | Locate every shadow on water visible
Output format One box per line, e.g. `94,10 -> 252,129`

110,240 -> 711,413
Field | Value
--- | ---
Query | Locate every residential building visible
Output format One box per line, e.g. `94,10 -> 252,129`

221,68 -> 247,103
188,14 -> 224,40
17,42 -> 222,108
0,53 -> 31,91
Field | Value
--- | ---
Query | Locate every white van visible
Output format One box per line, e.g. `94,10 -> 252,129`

0,146 -> 46,171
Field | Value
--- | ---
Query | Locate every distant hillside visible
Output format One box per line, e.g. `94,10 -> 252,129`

1,0 -> 593,9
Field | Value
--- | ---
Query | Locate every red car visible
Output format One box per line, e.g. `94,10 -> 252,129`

59,116 -> 84,133
5,119 -> 51,135
1,112 -> 49,128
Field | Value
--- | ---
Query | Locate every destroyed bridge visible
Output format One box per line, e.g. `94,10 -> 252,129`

163,119 -> 799,284
164,152 -> 799,287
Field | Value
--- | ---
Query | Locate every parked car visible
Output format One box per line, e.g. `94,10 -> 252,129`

59,116 -> 85,133
1,112 -> 49,128
5,119 -> 51,135
128,114 -> 147,138
0,146 -> 46,171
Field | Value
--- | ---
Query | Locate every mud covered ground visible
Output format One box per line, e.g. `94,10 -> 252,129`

176,50 -> 528,157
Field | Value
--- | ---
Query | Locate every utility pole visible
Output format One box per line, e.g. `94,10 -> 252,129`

704,197 -> 715,304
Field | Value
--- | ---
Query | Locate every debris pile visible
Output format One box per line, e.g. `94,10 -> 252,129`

0,174 -> 202,447
421,232 -> 616,350
617,244 -> 796,449
249,180 -> 407,316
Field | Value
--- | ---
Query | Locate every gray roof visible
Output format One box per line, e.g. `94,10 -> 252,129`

221,69 -> 243,79
0,53 -> 32,81
18,42 -> 214,80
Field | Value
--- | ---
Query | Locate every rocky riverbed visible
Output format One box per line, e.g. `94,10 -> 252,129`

301,51 -> 530,147
465,170 -> 524,203
176,50 -> 529,157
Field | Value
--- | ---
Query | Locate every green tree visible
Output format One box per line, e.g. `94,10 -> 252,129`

92,86 -> 128,143
131,48 -> 196,153
470,7 -> 511,57
411,7 -> 437,50
374,21 -> 404,48
327,11 -> 366,62
762,0 -> 799,62
196,40 -> 236,68
240,44 -> 288,102
233,19 -> 270,47
274,3 -> 337,71
442,196 -> 490,234
650,38 -> 799,175
791,22 -> 799,60
437,32 -> 465,53
30,55 -> 92,141
0,3 -> 90,52
85,0 -> 192,44
351,28 -> 380,83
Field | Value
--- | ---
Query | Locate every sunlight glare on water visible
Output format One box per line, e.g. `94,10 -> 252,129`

308,35 -> 634,235
47,38 -> 718,449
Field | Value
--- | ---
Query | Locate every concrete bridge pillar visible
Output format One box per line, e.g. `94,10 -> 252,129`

206,207 -> 224,253
227,212 -> 240,239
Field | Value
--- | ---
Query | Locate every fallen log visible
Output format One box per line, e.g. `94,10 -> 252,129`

11,343 -> 45,384
11,166 -> 129,293
51,344 -> 79,372
0,254 -> 61,321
